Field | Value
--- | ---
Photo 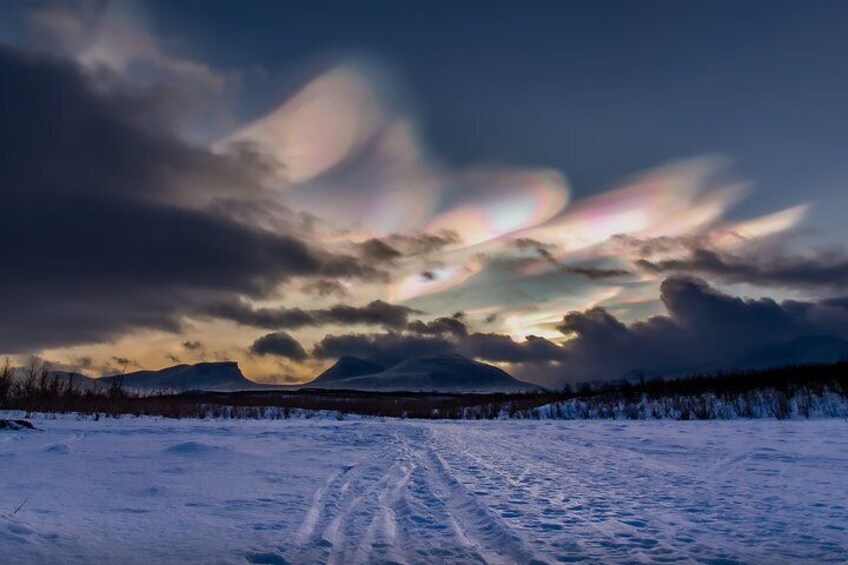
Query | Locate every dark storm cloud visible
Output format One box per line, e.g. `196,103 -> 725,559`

509,238 -> 632,280
301,279 -> 349,298
406,316 -> 469,337
561,265 -> 633,280
636,247 -> 848,291
312,332 -> 455,366
311,276 -> 848,386
311,327 -> 565,371
204,300 -> 421,330
462,334 -> 564,364
545,275 -> 848,384
249,332 -> 308,361
355,231 -> 462,265
313,326 -> 565,367
0,45 -> 379,353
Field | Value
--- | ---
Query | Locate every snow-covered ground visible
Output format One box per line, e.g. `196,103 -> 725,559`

1,415 -> 846,564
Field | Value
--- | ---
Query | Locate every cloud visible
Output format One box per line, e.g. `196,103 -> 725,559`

0,44 -> 381,353
462,333 -> 564,363
111,356 -> 139,369
386,231 -> 462,256
406,316 -> 469,337
204,299 -> 421,330
313,325 -> 565,367
300,279 -> 349,298
560,265 -> 633,280
249,332 -> 308,361
356,232 -> 462,264
311,276 -> 848,386
3,6 -> 839,383
542,275 -> 848,384
506,237 -> 632,281
357,238 -> 403,264
312,333 -> 454,366
635,246 -> 848,291
27,1 -> 227,110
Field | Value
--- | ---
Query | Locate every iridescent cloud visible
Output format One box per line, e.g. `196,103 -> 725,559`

710,204 -> 809,249
220,66 -> 812,358
228,65 -> 384,184
389,259 -> 485,302
518,159 -> 744,256
424,168 -> 570,248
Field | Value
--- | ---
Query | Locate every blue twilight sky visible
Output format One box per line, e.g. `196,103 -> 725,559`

144,0 -> 848,230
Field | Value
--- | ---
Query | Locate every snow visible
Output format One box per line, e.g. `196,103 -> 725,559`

1,413 -> 846,563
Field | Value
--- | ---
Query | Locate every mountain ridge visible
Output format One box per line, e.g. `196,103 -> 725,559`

98,361 -> 256,391
307,353 -> 541,392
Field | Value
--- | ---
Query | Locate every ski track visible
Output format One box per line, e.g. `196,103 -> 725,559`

0,415 -> 846,564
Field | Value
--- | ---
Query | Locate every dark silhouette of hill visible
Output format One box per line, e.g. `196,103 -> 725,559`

99,362 -> 256,391
737,335 -> 848,369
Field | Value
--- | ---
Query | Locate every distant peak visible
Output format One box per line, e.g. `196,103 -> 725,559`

337,355 -> 366,363
194,361 -> 239,368
426,352 -> 466,360
105,360 -> 253,391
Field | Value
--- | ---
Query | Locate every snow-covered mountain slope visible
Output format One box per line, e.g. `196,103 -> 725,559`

98,362 -> 258,392
310,356 -> 386,385
307,353 -> 540,392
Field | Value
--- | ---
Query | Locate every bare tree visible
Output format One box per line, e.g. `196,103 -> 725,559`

0,358 -> 12,407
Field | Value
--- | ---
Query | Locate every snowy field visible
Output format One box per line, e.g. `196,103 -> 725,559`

1,415 -> 846,564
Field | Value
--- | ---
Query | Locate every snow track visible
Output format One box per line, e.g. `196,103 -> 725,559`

0,415 -> 846,564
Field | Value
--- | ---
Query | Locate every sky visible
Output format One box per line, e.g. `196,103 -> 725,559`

1,0 -> 848,386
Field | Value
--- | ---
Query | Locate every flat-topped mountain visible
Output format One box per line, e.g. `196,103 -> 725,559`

98,361 -> 256,392
308,353 -> 540,392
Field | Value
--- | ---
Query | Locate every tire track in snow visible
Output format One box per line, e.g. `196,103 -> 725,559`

414,428 -> 538,565
324,436 -> 414,565
288,425 -> 533,564
287,431 -> 417,564
295,466 -> 347,546
353,459 -> 414,564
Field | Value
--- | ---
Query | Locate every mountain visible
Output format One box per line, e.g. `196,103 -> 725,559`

311,356 -> 386,385
306,353 -> 541,392
738,335 -> 848,370
11,369 -> 98,390
98,362 -> 257,392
